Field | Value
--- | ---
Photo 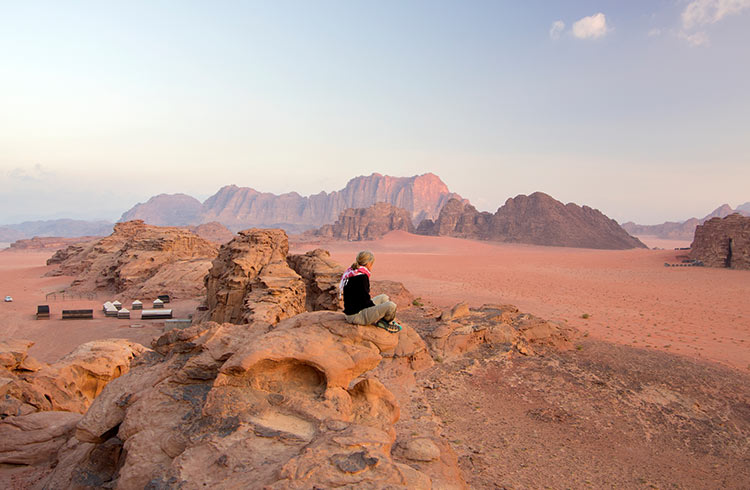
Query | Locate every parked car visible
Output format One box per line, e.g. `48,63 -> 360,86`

4,296 -> 12,302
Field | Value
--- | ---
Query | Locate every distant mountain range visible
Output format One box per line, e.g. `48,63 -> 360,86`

120,173 -> 464,233
622,203 -> 750,240
4,172 -> 713,251
0,219 -> 114,243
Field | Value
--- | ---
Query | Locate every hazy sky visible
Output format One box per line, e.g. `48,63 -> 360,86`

1,0 -> 749,225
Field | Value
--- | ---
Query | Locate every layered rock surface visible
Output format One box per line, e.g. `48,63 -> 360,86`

40,313 -> 463,488
690,213 -> 750,269
198,228 -> 306,325
46,220 -> 218,299
418,194 -> 646,250
120,173 -> 464,232
313,202 -> 415,241
0,339 -> 147,468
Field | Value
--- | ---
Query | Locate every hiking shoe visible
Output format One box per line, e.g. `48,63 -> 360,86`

388,320 -> 403,332
375,319 -> 401,333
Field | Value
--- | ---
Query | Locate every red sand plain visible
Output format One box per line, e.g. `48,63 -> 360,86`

0,250 -> 198,363
292,231 -> 750,372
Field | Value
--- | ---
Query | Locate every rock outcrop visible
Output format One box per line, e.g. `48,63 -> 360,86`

120,173 -> 464,232
46,220 -> 218,299
622,203 -> 750,241
313,202 -> 415,241
690,214 -> 750,269
198,228 -> 306,325
418,194 -> 647,250
0,339 -> 148,418
41,313 -> 461,488
287,248 -> 343,311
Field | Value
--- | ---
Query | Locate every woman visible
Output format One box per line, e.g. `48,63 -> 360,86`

340,250 -> 401,332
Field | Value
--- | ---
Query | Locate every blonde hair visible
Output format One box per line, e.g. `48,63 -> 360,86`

350,250 -> 374,270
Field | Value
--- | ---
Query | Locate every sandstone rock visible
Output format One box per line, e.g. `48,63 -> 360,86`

52,311 -> 443,489
372,279 -> 415,309
426,304 -> 569,360
439,302 -> 470,321
0,411 -> 81,465
312,202 -> 415,241
287,248 -> 343,311
46,220 -> 218,298
0,339 -> 147,418
199,228 -> 306,325
690,213 -> 750,270
402,437 -> 441,462
418,194 -> 647,250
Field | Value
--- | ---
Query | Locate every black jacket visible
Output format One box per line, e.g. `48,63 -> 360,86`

343,274 -> 375,315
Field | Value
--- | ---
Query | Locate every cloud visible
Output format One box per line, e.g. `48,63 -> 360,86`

6,164 -> 55,182
676,0 -> 749,46
549,20 -> 565,40
648,28 -> 663,37
682,0 -> 750,29
679,30 -> 711,46
572,13 -> 609,40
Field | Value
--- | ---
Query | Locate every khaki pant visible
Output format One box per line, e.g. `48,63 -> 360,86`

345,294 -> 397,325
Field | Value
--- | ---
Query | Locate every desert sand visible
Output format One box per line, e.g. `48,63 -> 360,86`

0,250 -> 198,363
292,231 -> 750,372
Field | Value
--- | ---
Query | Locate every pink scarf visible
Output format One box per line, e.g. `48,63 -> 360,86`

339,266 -> 371,297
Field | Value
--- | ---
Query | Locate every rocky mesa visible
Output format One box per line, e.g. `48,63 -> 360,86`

46,220 -> 219,299
312,202 -> 415,241
690,213 -> 750,269
418,193 -> 646,250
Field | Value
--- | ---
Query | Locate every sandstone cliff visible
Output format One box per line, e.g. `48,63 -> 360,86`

313,202 -> 415,241
46,220 -> 219,298
120,173 -> 464,232
690,214 -> 750,269
419,193 -> 646,250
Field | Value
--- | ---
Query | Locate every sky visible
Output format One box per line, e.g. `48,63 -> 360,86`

1,0 -> 749,225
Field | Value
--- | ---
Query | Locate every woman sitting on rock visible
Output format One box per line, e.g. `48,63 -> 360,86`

340,250 -> 401,332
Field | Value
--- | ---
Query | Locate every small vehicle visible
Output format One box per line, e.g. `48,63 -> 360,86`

4,296 -> 12,302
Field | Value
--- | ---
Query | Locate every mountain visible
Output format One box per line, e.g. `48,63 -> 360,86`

417,193 -> 646,250
0,219 -> 114,242
622,204 -> 750,240
312,202 -> 415,241
119,173 -> 464,232
120,193 -> 203,226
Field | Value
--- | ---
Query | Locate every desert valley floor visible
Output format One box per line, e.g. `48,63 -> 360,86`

1,231 -> 749,488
